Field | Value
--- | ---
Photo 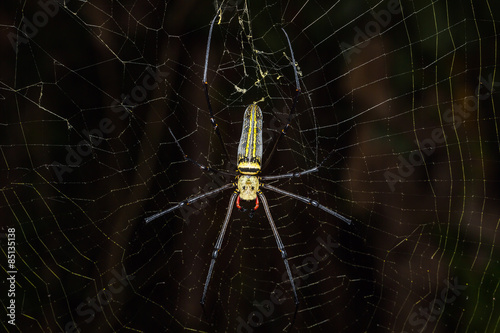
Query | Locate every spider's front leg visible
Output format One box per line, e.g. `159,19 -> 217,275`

258,191 -> 299,304
201,191 -> 238,305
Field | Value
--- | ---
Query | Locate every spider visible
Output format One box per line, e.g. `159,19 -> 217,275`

145,15 -> 351,306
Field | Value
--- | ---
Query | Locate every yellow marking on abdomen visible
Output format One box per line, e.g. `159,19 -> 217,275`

244,105 -> 255,159
252,106 -> 257,159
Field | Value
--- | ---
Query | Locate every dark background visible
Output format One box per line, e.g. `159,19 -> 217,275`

1,0 -> 499,332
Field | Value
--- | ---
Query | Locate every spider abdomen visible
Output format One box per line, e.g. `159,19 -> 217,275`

237,104 -> 263,175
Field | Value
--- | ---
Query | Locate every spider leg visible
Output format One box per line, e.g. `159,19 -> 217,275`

261,147 -> 339,181
168,128 -> 236,177
145,182 -> 235,224
203,15 -> 231,164
258,191 -> 299,304
263,28 -> 301,170
261,166 -> 318,181
201,191 -> 238,305
260,183 -> 351,225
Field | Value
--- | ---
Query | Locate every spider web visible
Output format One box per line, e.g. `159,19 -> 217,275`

1,0 -> 499,332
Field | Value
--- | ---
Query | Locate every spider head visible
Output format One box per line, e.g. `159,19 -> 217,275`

237,175 -> 260,201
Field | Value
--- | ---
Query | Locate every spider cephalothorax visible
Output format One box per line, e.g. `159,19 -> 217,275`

237,175 -> 259,201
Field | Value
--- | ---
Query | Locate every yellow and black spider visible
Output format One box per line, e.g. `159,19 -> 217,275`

146,15 -> 351,306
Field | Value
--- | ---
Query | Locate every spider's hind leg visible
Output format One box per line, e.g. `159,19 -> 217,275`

262,28 -> 301,171
202,15 -> 232,165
